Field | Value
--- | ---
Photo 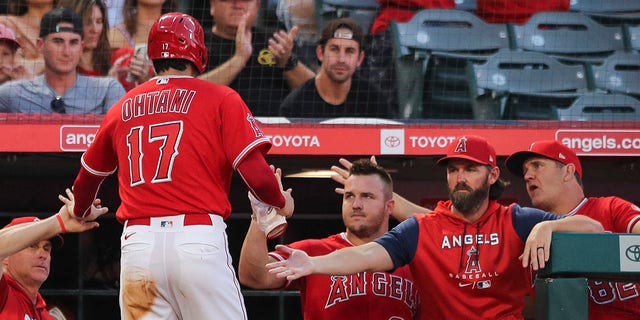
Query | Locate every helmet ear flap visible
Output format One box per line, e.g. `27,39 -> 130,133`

147,12 -> 208,73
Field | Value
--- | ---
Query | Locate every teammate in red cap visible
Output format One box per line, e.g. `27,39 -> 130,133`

506,140 -> 640,319
69,12 -> 294,319
0,189 -> 107,320
265,135 -> 604,319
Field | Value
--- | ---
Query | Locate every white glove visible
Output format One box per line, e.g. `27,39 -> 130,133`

248,192 -> 288,239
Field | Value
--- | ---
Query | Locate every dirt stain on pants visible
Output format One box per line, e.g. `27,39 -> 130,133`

122,269 -> 159,320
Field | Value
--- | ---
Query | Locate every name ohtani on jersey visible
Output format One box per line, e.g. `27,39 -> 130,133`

121,88 -> 197,121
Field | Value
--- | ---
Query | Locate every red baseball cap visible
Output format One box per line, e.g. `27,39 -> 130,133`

0,24 -> 20,50
437,135 -> 497,167
506,140 -> 582,178
2,216 -> 64,248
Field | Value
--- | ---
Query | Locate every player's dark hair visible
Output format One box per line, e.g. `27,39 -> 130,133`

152,59 -> 199,75
349,159 -> 393,199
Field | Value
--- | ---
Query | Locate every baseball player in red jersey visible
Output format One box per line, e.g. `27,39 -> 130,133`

506,140 -> 640,319
265,135 -> 604,319
239,159 -> 418,319
0,189 -> 107,320
69,12 -> 294,320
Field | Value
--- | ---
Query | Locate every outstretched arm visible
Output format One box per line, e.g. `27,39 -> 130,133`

0,189 -> 107,270
238,204 -> 287,289
266,242 -> 394,281
331,156 -> 430,221
521,215 -> 603,270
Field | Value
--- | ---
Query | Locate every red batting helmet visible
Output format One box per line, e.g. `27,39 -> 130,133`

148,12 -> 208,73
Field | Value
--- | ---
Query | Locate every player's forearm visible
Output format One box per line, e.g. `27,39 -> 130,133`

550,215 -> 604,233
239,220 -> 283,289
312,242 -> 393,275
392,192 -> 429,222
198,55 -> 246,85
72,167 -> 107,218
237,152 -> 286,209
0,216 -> 60,259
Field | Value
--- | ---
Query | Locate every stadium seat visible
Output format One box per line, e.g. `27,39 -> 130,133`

471,49 -> 590,119
512,11 -> 626,64
390,9 -> 509,119
592,51 -> 640,96
630,25 -> 640,51
557,92 -> 640,121
315,0 -> 380,34
569,0 -> 640,13
454,0 -> 477,12
473,49 -> 589,95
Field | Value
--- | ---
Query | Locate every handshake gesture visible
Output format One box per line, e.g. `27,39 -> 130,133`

248,167 -> 293,239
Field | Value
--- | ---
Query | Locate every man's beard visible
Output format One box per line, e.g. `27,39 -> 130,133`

449,181 -> 490,214
325,63 -> 353,84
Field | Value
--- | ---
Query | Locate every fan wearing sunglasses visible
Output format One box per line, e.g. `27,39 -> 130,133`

0,8 -> 125,114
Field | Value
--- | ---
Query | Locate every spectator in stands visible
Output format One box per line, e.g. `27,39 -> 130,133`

0,0 -> 58,76
1,189 -> 108,319
476,0 -> 569,24
0,24 -> 32,84
239,159 -> 419,319
200,0 -> 315,116
0,7 -> 125,114
505,140 -> 640,319
108,0 -> 177,90
60,0 -> 128,80
265,134 -> 603,319
371,0 -> 454,34
279,18 -> 393,118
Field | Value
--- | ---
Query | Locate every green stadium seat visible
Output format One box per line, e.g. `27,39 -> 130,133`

513,12 -> 626,64
569,0 -> 640,13
629,25 -> 640,51
471,49 -> 590,119
390,9 -> 509,119
592,51 -> 640,96
557,92 -> 640,121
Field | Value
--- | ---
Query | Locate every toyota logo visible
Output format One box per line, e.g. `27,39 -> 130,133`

625,245 -> 640,262
385,136 -> 401,148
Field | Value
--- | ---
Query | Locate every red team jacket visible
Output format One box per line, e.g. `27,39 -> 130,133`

567,197 -> 640,319
271,233 -> 419,319
375,200 -> 563,320
0,274 -> 54,320
80,75 -> 271,222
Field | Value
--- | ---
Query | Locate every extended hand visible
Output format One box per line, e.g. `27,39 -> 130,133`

269,26 -> 297,68
59,188 -> 109,222
520,221 -> 552,270
57,188 -> 108,232
265,245 -> 313,281
331,156 -> 377,195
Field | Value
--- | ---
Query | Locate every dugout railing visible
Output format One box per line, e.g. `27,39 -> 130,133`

536,232 -> 640,319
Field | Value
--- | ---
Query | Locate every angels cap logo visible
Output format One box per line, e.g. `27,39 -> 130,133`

454,136 -> 468,154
